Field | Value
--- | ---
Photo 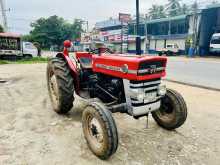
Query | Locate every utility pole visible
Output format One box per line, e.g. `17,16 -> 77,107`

0,0 -> 8,31
145,14 -> 148,53
86,21 -> 89,33
136,0 -> 141,55
120,21 -> 123,53
192,1 -> 198,56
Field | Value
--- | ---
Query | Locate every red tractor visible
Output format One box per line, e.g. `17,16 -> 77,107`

47,41 -> 187,160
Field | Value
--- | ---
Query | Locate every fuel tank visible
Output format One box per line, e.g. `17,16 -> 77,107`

92,54 -> 167,81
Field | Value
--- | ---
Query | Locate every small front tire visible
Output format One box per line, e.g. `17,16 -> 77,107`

152,89 -> 187,130
82,102 -> 118,160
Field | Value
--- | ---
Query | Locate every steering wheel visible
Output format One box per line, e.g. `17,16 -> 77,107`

89,48 -> 99,54
89,48 -> 113,54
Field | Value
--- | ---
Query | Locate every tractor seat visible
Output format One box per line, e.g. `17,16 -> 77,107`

79,57 -> 92,69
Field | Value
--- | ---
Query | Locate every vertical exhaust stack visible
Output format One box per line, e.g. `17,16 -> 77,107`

136,0 -> 141,55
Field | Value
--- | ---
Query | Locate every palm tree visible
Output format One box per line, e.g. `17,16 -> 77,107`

166,0 -> 181,17
181,4 -> 189,15
158,6 -> 166,18
211,0 -> 218,4
191,1 -> 199,13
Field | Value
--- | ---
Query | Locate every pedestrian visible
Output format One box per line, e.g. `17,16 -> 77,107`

34,42 -> 41,57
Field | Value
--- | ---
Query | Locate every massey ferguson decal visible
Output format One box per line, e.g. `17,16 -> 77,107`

96,63 -> 165,75
95,63 -> 136,74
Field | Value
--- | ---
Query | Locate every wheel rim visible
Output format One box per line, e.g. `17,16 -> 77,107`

49,72 -> 59,109
86,115 -> 104,149
157,96 -> 175,122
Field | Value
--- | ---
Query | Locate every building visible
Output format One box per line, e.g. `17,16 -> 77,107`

127,3 -> 220,56
92,3 -> 220,56
127,17 -> 146,54
198,3 -> 220,55
147,15 -> 190,55
128,14 -> 195,55
94,18 -> 129,53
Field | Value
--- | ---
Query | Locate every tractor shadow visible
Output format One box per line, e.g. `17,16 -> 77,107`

64,99 -> 87,122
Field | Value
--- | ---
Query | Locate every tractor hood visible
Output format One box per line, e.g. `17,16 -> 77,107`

92,54 -> 167,81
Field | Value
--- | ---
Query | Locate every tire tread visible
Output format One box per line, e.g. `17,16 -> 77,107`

47,57 -> 74,114
152,88 -> 187,130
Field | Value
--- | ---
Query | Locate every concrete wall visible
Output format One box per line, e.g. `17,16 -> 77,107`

188,15 -> 201,35
128,42 -> 136,51
199,8 -> 218,54
128,41 -> 145,54
156,40 -> 165,49
149,40 -> 156,50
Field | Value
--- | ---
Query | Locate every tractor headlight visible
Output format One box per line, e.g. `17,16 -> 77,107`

129,88 -> 145,101
158,84 -> 167,96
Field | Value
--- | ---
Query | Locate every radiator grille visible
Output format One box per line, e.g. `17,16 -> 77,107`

129,78 -> 161,106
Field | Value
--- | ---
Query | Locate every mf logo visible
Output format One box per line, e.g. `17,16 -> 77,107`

149,65 -> 157,74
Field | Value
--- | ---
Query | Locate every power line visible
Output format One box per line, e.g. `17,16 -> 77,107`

7,17 -> 36,22
8,25 -> 32,32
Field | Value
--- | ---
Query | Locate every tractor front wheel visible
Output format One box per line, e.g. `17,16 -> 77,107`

152,89 -> 187,130
82,102 -> 118,160
47,57 -> 74,114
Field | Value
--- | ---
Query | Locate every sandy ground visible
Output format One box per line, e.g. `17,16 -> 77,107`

0,63 -> 220,165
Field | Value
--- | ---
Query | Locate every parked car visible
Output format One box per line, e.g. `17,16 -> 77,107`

210,33 -> 220,55
157,43 -> 180,56
22,42 -> 38,58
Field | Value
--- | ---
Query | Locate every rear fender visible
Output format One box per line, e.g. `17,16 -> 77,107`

56,53 -> 80,94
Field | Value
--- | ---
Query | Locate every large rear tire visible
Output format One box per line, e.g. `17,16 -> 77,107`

47,57 -> 74,114
152,89 -> 187,130
82,102 -> 118,160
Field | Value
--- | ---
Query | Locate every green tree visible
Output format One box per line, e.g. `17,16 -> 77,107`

0,25 -> 4,32
28,15 -> 84,49
149,5 -> 166,20
149,5 -> 159,19
166,0 -> 181,17
22,34 -> 34,42
71,19 -> 84,39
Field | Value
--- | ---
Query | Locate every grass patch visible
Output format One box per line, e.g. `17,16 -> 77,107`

0,57 -> 49,65
0,60 -> 9,64
16,57 -> 49,64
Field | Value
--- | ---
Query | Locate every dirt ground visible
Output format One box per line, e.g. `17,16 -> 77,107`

0,63 -> 220,165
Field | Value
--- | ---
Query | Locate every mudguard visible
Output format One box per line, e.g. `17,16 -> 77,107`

56,52 -> 80,94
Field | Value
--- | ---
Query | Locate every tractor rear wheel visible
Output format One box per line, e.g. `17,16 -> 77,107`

47,57 -> 74,114
152,89 -> 187,130
82,102 -> 118,160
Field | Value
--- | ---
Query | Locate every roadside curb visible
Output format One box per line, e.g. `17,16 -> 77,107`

164,79 -> 220,92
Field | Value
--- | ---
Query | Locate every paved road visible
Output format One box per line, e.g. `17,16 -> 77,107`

166,57 -> 220,90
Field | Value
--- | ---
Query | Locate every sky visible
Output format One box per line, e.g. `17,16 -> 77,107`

2,0 -> 211,34
4,0 -> 167,34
